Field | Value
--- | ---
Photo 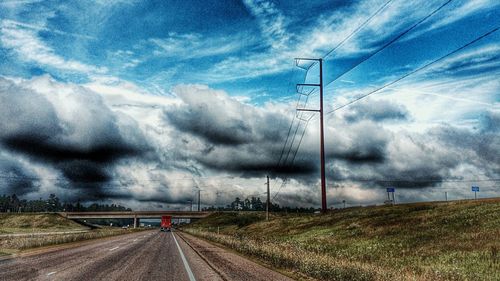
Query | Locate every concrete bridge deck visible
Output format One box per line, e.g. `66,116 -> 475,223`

58,211 -> 211,219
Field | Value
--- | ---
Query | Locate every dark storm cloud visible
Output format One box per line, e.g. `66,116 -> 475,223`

0,78 -> 496,207
196,152 -> 317,177
324,119 -> 497,190
0,154 -> 38,195
429,120 -> 500,175
3,133 -> 140,165
343,99 -> 409,123
0,77 -> 147,187
164,84 -> 318,177
167,109 -> 252,145
322,121 -> 464,189
324,119 -> 390,164
166,85 -> 253,145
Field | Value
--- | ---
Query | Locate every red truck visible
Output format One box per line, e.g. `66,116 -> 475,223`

160,215 -> 172,232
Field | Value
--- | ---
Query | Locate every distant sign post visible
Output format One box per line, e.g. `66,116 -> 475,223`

386,188 -> 395,205
472,186 -> 479,200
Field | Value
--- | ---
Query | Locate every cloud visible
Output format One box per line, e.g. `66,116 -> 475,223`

164,84 -> 317,176
480,109 -> 500,133
422,44 -> 500,78
0,76 -> 146,187
167,84 -> 258,145
149,32 -> 250,60
1,19 -> 96,40
343,99 -> 409,123
0,20 -> 107,74
243,0 -> 290,49
0,152 -> 38,196
0,77 -> 497,207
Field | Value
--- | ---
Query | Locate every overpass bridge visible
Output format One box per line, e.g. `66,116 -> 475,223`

58,211 -> 212,228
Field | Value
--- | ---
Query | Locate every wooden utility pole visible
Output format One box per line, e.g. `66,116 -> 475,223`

266,175 -> 270,220
197,189 -> 201,212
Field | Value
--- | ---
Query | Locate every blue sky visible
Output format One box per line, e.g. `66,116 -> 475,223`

1,0 -> 498,101
0,0 -> 498,209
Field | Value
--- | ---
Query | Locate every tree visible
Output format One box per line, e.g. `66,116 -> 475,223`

47,194 -> 61,212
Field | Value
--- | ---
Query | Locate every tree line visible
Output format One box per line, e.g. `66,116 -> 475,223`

0,194 -> 132,213
204,197 -> 318,213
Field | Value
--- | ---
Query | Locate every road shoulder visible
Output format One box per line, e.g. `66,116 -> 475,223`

176,231 -> 296,281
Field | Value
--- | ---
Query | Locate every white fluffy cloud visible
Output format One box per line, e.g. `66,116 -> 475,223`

1,75 -> 497,209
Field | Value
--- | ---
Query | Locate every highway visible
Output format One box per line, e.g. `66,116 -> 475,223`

0,230 -> 293,281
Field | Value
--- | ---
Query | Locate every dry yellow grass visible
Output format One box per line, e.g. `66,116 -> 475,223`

0,213 -> 87,234
184,199 -> 500,281
0,213 -> 145,255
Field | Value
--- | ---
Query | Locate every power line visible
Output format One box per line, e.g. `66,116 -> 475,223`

272,115 -> 314,201
273,62 -> 312,201
273,0 -> 461,203
276,63 -> 301,167
272,178 -> 288,201
323,0 -> 395,61
282,95 -> 310,165
290,115 -> 314,165
323,0 -> 453,89
305,0 -> 396,97
326,26 -> 499,115
273,1 -> 397,201
273,1 -> 400,201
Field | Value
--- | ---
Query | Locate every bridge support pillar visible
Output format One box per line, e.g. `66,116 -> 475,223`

133,215 -> 139,228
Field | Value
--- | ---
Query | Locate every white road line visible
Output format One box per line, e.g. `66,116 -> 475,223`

172,232 -> 196,281
47,271 -> 56,276
109,246 -> 119,251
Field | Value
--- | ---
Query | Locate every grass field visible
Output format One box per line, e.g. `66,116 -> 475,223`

0,213 -> 143,256
0,213 -> 87,234
183,198 -> 500,281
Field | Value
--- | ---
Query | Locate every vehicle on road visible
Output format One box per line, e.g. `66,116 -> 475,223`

160,215 -> 172,232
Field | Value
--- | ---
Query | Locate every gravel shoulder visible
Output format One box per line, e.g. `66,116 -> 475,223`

177,231 -> 295,281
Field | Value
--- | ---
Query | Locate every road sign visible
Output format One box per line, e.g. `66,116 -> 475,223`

472,186 -> 479,192
386,187 -> 395,192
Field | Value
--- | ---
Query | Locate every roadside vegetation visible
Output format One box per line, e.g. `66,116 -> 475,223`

0,213 -> 87,234
0,213 -> 144,256
183,198 -> 500,281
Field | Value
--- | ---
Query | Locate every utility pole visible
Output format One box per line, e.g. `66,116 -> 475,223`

295,58 -> 327,213
198,189 -> 201,212
266,175 -> 270,221
215,191 -> 221,209
319,59 -> 326,213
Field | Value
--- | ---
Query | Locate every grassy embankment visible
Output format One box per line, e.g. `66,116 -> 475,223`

183,198 -> 500,281
0,213 -> 142,256
0,213 -> 88,234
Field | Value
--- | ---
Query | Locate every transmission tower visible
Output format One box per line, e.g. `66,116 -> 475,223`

295,58 -> 327,212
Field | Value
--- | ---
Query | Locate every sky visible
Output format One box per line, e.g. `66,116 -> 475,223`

0,0 -> 498,210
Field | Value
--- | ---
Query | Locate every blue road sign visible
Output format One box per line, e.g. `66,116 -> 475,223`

387,187 -> 395,192
472,186 -> 479,192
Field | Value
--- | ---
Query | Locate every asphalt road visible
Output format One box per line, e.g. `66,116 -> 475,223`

0,230 -> 293,281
